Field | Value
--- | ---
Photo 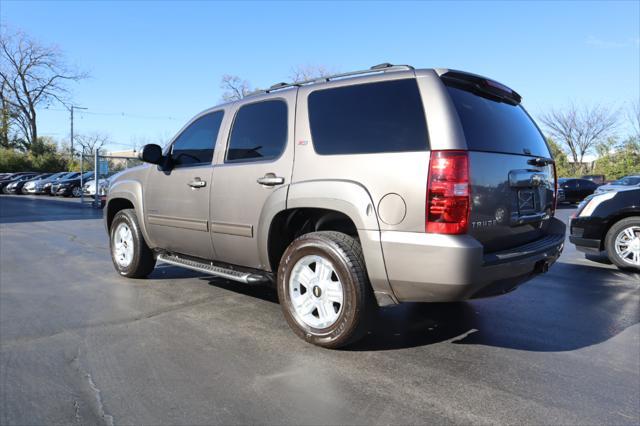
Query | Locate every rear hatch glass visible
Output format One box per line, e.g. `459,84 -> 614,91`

446,85 -> 550,157
442,72 -> 555,253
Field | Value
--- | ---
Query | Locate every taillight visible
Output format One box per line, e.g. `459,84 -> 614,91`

426,150 -> 470,234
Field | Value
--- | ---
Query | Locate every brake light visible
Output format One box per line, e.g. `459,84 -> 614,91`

426,150 -> 470,234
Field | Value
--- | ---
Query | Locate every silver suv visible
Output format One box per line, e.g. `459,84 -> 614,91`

105,63 -> 565,348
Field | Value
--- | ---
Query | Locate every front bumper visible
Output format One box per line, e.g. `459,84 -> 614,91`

569,235 -> 601,253
569,218 -> 602,254
380,217 -> 566,302
54,186 -> 72,195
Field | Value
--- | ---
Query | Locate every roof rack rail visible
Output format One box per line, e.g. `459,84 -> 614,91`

247,63 -> 414,96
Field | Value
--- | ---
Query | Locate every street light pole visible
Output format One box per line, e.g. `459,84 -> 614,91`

69,105 -> 87,166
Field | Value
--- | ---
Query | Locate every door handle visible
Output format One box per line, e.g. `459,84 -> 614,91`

257,173 -> 285,186
188,178 -> 207,188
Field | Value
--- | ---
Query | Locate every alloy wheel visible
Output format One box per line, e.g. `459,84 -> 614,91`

113,223 -> 134,268
614,225 -> 640,266
289,255 -> 344,329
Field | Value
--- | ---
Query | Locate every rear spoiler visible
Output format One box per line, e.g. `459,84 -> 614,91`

440,70 -> 522,105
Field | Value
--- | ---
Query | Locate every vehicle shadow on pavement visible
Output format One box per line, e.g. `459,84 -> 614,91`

350,263 -> 639,352
348,302 -> 478,351
202,278 -> 280,303
151,258 -> 638,354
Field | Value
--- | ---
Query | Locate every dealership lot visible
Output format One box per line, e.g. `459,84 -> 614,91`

0,195 -> 638,425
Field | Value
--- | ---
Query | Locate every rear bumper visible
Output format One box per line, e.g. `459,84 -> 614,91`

380,217 -> 566,302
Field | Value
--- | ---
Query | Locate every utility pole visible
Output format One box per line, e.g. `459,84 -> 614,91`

69,105 -> 87,166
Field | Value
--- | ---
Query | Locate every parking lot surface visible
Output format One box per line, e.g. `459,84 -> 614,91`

1,195 -> 638,425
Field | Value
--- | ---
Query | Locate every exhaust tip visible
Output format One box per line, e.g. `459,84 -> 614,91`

535,260 -> 550,274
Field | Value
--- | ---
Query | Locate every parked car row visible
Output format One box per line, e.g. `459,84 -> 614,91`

557,174 -> 640,204
0,171 -> 113,197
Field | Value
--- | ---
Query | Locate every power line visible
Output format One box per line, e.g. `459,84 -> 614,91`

42,106 -> 186,121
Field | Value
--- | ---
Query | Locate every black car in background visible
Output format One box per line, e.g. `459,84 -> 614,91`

557,178 -> 599,203
51,171 -> 94,197
0,173 -> 39,193
27,172 -> 79,195
5,173 -> 52,194
581,174 -> 606,185
570,188 -> 640,271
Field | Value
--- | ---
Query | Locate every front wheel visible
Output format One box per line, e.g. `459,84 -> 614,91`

277,231 -> 374,349
605,217 -> 640,271
109,209 -> 156,278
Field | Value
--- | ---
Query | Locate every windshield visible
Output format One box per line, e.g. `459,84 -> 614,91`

613,177 -> 640,186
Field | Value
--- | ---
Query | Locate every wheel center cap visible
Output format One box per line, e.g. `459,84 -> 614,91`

312,286 -> 322,298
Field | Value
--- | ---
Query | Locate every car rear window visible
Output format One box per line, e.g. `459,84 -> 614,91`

445,85 -> 551,157
308,79 -> 429,155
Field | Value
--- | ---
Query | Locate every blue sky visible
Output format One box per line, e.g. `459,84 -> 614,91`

2,0 -> 639,152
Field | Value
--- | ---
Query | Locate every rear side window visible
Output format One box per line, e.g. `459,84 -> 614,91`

446,85 -> 551,157
226,100 -> 288,162
308,79 -> 429,155
171,111 -> 224,166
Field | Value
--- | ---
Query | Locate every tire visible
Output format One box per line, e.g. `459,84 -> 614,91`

109,208 -> 156,278
605,216 -> 640,271
71,186 -> 82,197
277,231 -> 374,349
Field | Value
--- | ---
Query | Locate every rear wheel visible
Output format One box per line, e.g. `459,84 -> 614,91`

71,186 -> 82,197
605,217 -> 640,271
277,231 -> 374,349
109,209 -> 156,278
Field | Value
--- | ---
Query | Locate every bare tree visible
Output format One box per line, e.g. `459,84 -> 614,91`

220,74 -> 252,101
0,27 -> 87,147
76,133 -> 109,157
628,100 -> 640,140
539,104 -> 618,173
0,79 -> 12,147
288,64 -> 334,83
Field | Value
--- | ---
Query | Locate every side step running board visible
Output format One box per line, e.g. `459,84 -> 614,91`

157,254 -> 270,284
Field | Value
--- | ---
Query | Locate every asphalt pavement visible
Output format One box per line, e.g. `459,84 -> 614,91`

1,194 -> 638,425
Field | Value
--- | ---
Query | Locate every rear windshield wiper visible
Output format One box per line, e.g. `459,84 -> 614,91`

527,157 -> 553,167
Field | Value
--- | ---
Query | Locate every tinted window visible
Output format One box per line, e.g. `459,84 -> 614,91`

226,100 -> 288,162
308,79 -> 428,155
446,85 -> 550,157
172,111 -> 224,166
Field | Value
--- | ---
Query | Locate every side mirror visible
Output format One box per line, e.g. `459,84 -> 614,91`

139,144 -> 163,164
